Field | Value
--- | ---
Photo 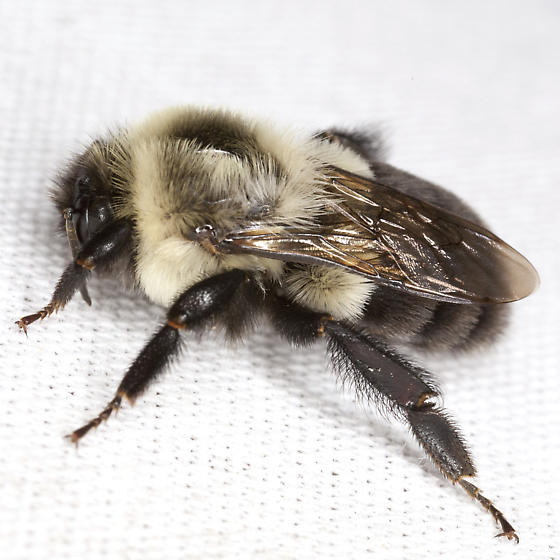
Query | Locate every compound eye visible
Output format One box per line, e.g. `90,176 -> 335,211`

70,174 -> 113,244
86,197 -> 113,235
72,197 -> 113,244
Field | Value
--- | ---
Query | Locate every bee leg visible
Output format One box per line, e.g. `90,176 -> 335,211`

268,298 -> 518,542
16,262 -> 90,334
16,219 -> 131,332
267,294 -> 329,346
324,321 -> 519,542
66,269 -> 247,444
458,479 -> 519,543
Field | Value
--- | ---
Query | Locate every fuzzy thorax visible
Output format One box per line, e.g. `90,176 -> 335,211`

120,106 -> 374,307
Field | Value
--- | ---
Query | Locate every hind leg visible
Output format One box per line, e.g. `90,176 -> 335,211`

269,295 -> 519,542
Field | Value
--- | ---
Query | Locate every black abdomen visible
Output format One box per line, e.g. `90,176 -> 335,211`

360,286 -> 508,351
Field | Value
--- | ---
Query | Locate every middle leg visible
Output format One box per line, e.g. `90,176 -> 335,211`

67,269 -> 250,443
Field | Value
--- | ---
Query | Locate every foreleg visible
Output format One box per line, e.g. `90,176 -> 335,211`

16,219 -> 132,332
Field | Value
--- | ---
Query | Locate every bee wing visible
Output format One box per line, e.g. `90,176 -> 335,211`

222,167 -> 539,304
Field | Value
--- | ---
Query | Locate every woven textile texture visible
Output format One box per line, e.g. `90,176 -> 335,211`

1,1 -> 559,559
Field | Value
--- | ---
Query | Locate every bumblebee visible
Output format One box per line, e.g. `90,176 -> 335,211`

17,106 -> 538,541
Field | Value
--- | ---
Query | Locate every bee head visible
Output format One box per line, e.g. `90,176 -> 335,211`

52,137 -> 129,245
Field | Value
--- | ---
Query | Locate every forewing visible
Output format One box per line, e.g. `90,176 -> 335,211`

222,167 -> 539,304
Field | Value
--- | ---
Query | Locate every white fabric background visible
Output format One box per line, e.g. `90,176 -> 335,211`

1,1 -> 559,558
